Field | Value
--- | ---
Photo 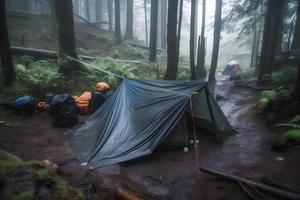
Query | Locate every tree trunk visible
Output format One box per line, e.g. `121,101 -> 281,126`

176,0 -> 183,65
196,0 -> 206,81
0,0 -> 15,86
258,0 -> 284,81
189,0 -> 197,80
250,9 -> 257,68
54,0 -> 80,73
208,0 -> 222,83
85,0 -> 90,22
107,0 -> 113,31
149,0 -> 158,62
144,0 -> 149,45
292,0 -> 300,51
294,64 -> 300,100
164,0 -> 179,80
96,0 -> 103,28
160,0 -> 167,49
49,0 -> 56,36
126,0 -> 133,39
115,0 -> 121,42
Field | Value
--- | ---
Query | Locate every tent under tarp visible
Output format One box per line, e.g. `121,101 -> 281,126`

70,79 -> 234,168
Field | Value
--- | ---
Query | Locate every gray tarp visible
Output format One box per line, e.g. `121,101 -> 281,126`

70,79 -> 231,168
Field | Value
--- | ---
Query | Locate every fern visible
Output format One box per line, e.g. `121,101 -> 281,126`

258,89 -> 278,109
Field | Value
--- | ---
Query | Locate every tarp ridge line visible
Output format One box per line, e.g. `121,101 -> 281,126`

64,54 -> 125,79
65,54 -> 207,96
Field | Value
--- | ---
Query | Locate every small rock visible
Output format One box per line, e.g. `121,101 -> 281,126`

35,187 -> 54,200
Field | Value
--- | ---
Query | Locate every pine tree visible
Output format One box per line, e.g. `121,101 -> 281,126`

0,0 -> 15,85
208,0 -> 222,83
164,0 -> 179,80
149,0 -> 158,62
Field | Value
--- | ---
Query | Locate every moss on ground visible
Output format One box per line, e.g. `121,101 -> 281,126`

0,150 -> 85,200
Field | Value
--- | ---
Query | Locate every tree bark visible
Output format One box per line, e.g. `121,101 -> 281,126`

96,0 -> 103,28
294,64 -> 300,100
54,0 -> 81,73
250,9 -> 258,68
189,0 -> 197,80
176,0 -> 183,65
85,0 -> 90,22
115,0 -> 121,42
208,0 -> 222,83
107,0 -> 113,31
149,0 -> 158,62
258,0 -> 284,81
144,0 -> 149,45
196,0 -> 206,81
160,0 -> 167,49
126,0 -> 133,39
164,0 -> 179,80
0,0 -> 15,86
292,0 -> 300,51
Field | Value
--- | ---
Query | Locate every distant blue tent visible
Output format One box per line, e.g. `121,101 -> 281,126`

223,60 -> 241,75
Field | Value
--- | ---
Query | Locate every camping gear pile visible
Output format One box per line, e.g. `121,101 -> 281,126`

70,78 -> 235,168
12,82 -> 112,128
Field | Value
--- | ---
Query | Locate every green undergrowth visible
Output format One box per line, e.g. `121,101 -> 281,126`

272,115 -> 300,151
0,150 -> 84,200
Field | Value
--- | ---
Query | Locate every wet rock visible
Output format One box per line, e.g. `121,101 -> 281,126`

35,186 -> 54,200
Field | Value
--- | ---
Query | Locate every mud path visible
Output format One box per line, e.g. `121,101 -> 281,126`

0,75 -> 299,199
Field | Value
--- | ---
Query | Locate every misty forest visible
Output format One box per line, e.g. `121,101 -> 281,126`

0,0 -> 300,199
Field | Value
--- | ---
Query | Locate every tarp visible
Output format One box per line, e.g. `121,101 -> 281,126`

70,79 -> 233,168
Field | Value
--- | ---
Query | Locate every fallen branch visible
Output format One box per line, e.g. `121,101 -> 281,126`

200,167 -> 300,200
97,57 -> 150,65
11,46 -> 94,60
130,43 -> 166,53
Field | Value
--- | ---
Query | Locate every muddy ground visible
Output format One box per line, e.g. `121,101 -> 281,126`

1,76 -> 300,200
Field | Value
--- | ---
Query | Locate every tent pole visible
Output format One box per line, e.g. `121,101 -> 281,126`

205,86 -> 223,143
189,96 -> 200,166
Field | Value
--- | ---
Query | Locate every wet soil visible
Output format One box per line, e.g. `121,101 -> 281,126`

1,76 -> 300,200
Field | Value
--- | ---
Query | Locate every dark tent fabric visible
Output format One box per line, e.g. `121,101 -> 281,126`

70,79 -> 233,168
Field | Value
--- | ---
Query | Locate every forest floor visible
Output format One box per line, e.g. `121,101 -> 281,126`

1,74 -> 300,200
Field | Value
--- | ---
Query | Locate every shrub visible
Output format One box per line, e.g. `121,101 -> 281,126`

258,89 -> 278,110
15,60 -> 62,96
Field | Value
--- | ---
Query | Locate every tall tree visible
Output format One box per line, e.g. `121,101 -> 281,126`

258,0 -> 285,81
0,0 -> 15,85
164,0 -> 179,80
96,0 -> 103,28
144,0 -> 149,44
292,0 -> 300,51
160,0 -> 167,49
107,0 -> 113,31
189,0 -> 197,80
196,0 -> 207,80
126,0 -> 133,39
292,1 -> 300,100
149,0 -> 158,62
54,0 -> 80,73
115,0 -> 121,42
176,0 -> 183,65
85,0 -> 90,22
208,0 -> 222,83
